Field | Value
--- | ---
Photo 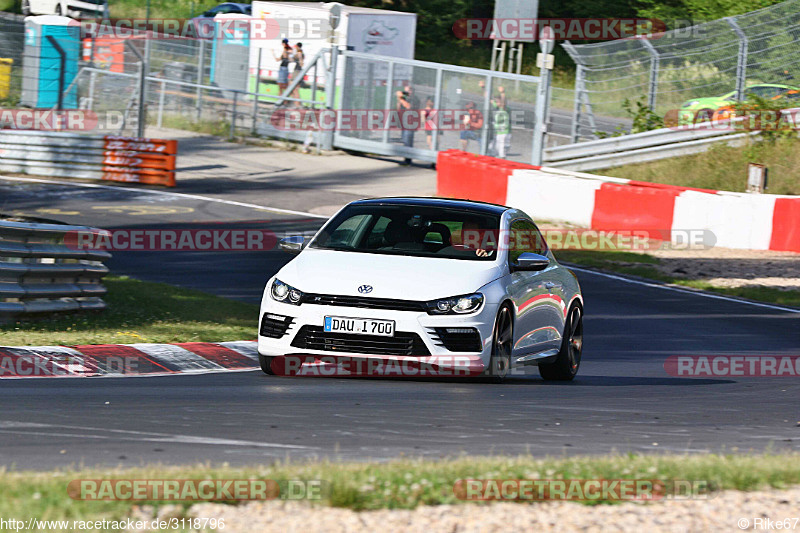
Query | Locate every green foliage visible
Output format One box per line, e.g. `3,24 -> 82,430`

730,94 -> 797,142
637,0 -> 784,23
623,97 -> 665,132
595,97 -> 664,137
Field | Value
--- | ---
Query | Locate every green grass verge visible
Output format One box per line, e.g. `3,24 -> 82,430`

593,138 -> 800,195
110,0 -> 219,19
556,249 -> 800,308
156,114 -> 233,138
1,453 -> 799,529
0,276 -> 258,346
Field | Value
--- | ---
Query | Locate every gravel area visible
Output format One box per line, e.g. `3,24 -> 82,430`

180,486 -> 800,532
647,247 -> 800,291
537,223 -> 800,292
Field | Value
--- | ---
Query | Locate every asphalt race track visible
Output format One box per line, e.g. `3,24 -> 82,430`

1,177 -> 798,470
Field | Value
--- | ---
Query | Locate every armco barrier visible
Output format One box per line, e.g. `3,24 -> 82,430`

0,130 -> 177,186
0,219 -> 111,319
436,150 -> 800,253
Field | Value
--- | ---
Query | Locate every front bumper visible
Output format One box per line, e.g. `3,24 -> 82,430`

258,294 -> 498,373
67,1 -> 107,18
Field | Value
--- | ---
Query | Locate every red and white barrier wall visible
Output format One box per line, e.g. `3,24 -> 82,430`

436,150 -> 800,252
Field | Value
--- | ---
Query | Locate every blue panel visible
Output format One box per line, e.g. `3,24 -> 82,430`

36,24 -> 80,108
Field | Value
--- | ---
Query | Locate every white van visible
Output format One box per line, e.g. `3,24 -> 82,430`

22,0 -> 109,18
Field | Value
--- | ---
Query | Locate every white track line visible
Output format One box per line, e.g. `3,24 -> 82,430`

0,175 -> 329,219
568,265 -> 800,313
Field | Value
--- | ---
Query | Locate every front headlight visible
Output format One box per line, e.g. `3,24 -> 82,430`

271,279 -> 304,305
426,293 -> 484,315
682,100 -> 700,108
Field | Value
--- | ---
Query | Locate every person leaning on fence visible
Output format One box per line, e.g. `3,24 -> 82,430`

397,85 -> 420,166
493,103 -> 511,159
460,101 -> 483,152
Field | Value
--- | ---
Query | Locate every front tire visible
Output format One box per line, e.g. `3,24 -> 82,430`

539,305 -> 583,381
259,354 -> 276,375
485,305 -> 513,382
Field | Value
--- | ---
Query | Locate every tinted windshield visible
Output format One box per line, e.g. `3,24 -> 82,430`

310,205 -> 502,261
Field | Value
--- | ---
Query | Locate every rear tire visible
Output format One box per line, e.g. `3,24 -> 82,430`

259,354 -> 276,375
484,305 -> 513,383
539,305 -> 583,381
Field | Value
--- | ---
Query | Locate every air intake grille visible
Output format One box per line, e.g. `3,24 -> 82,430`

428,327 -> 483,352
260,313 -> 294,339
290,326 -> 430,356
302,293 -> 427,312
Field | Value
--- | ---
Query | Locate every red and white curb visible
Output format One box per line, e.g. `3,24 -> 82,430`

0,341 -> 259,378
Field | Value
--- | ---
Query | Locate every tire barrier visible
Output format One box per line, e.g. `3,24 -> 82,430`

436,150 -> 800,252
0,218 -> 111,320
0,130 -> 177,187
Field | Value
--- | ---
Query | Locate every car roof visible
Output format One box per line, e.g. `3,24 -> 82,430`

349,197 -> 510,216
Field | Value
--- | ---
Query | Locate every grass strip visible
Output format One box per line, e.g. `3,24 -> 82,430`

0,276 -> 258,346
0,453 -> 799,528
593,138 -> 800,195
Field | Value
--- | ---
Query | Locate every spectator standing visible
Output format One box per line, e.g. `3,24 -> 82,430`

273,39 -> 292,98
290,43 -> 305,104
459,101 -> 483,151
494,103 -> 511,158
423,97 -> 436,150
396,84 -> 420,165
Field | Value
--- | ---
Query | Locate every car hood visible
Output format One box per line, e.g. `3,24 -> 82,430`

682,96 -> 726,108
276,248 -> 505,301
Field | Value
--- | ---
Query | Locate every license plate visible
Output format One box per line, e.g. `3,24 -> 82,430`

324,316 -> 395,337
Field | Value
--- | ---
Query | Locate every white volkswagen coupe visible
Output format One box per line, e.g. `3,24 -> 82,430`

258,197 -> 584,381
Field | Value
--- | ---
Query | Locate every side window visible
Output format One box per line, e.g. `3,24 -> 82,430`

509,219 -> 547,264
749,86 -> 785,98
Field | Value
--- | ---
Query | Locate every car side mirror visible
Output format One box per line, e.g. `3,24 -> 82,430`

279,236 -> 305,254
510,252 -> 549,272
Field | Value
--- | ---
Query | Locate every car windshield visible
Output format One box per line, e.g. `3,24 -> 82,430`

310,204 -> 502,261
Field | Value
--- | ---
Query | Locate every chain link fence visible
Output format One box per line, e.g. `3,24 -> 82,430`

564,0 -> 800,141
3,16 -> 550,163
0,15 -> 27,107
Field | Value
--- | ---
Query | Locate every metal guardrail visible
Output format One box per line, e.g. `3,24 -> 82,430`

0,130 -> 177,186
540,110 -> 800,171
0,219 -> 111,319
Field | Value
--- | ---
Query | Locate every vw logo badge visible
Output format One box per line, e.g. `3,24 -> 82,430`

358,285 -> 373,294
